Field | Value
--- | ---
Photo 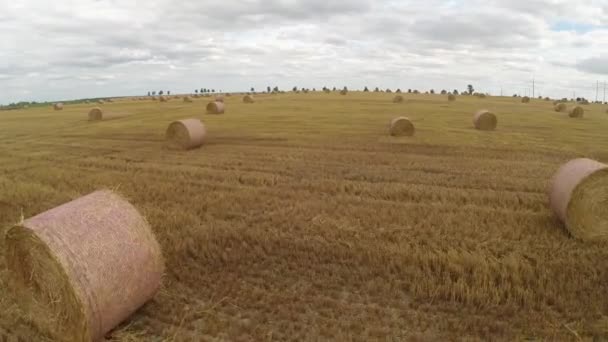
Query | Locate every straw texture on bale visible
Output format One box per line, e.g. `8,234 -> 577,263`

522,96 -> 530,103
555,103 -> 567,112
88,107 -> 103,121
569,106 -> 584,118
473,110 -> 497,131
159,96 -> 167,102
206,101 -> 225,114
54,103 -> 64,111
4,190 -> 164,342
183,96 -> 193,103
214,95 -> 225,103
389,117 -> 415,137
166,118 -> 206,150
243,95 -> 255,103
448,94 -> 456,101
393,95 -> 404,103
549,158 -> 608,241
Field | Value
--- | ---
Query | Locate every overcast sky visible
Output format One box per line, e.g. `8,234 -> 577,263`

1,0 -> 608,104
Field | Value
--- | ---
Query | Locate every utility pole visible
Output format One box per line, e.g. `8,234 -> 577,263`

596,81 -> 599,102
532,78 -> 535,98
604,81 -> 606,103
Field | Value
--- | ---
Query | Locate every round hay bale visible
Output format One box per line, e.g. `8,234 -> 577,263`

448,94 -> 456,101
206,101 -> 225,114
214,95 -> 224,103
243,95 -> 255,103
53,103 -> 63,111
159,96 -> 167,102
393,95 -> 404,103
5,190 -> 164,342
183,96 -> 193,103
473,110 -> 497,131
569,106 -> 584,118
554,103 -> 567,112
340,90 -> 347,95
549,158 -> 608,241
88,107 -> 103,121
389,117 -> 415,137
522,96 -> 530,103
166,118 -> 206,150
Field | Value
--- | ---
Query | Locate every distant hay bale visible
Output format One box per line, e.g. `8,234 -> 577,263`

215,95 -> 225,103
5,190 -> 164,342
84,100 -> 90,104
183,96 -> 193,103
88,107 -> 103,121
159,96 -> 167,102
522,96 -> 530,103
392,95 -> 404,103
340,90 -> 347,95
569,106 -> 584,118
389,117 -> 415,137
53,103 -> 63,111
324,89 -> 331,94
206,101 -> 225,114
243,95 -> 255,103
448,94 -> 456,101
554,103 -> 567,112
473,110 -> 497,131
166,118 -> 206,150
151,97 -> 157,101
549,158 -> 608,241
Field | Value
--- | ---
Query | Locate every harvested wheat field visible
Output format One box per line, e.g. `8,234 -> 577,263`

2,92 -> 608,341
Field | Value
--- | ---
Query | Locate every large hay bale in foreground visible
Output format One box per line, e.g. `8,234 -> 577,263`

183,96 -> 193,103
214,95 -> 225,103
5,190 -> 164,342
166,118 -> 206,150
569,106 -> 584,118
53,103 -> 63,111
549,158 -> 608,241
448,94 -> 456,101
88,107 -> 103,121
473,110 -> 497,131
243,95 -> 255,103
554,103 -> 567,112
393,95 -> 404,103
389,117 -> 415,136
206,101 -> 225,114
522,96 -> 530,103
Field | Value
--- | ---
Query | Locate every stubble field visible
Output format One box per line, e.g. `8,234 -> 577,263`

1,92 -> 608,341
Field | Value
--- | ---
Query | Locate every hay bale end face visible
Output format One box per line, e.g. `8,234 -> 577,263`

159,96 -> 167,102
5,190 -> 164,342
183,96 -> 193,103
473,110 -> 497,131
389,117 -> 415,137
522,96 -> 531,103
569,106 -> 584,118
53,103 -> 64,111
206,101 -> 225,114
243,95 -> 255,103
393,95 -> 404,103
549,158 -> 608,241
554,103 -> 567,112
448,94 -> 456,101
88,107 -> 103,121
166,118 -> 206,150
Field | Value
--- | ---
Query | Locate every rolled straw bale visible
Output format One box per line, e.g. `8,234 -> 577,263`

159,96 -> 167,102
389,117 -> 415,136
448,94 -> 456,101
206,101 -> 225,114
166,118 -> 206,150
522,96 -> 530,103
393,95 -> 404,103
569,106 -> 584,118
214,95 -> 225,103
243,95 -> 255,103
549,158 -> 608,241
554,103 -> 567,112
97,100 -> 105,104
152,96 -> 157,101
4,190 -> 164,342
340,90 -> 347,95
54,103 -> 64,111
183,96 -> 193,103
473,110 -> 497,131
88,107 -> 103,121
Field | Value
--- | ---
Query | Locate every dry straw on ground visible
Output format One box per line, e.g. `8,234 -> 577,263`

448,94 -> 456,101
53,103 -> 63,111
473,110 -> 497,131
183,96 -> 193,103
215,95 -> 225,103
393,95 -> 404,103
549,158 -> 608,241
4,190 -> 164,342
555,103 -> 567,112
522,96 -> 531,103
88,107 -> 103,121
569,106 -> 584,118
243,95 -> 255,103
166,119 -> 206,150
206,101 -> 225,114
389,117 -> 415,136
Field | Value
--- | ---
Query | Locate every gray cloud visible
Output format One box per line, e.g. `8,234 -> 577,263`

577,56 -> 608,74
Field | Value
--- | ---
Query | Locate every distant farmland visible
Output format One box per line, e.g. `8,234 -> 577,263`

1,92 -> 608,340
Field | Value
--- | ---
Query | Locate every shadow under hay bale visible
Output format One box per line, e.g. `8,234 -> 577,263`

569,106 -> 584,118
393,95 -> 404,103
473,110 -> 497,131
4,190 -> 164,342
88,107 -> 103,121
389,117 -> 415,137
53,103 -> 63,111
554,103 -> 567,112
549,158 -> 608,241
206,101 -> 225,114
166,118 -> 206,150
243,95 -> 255,103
